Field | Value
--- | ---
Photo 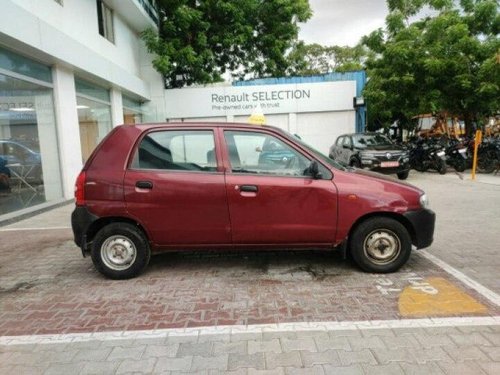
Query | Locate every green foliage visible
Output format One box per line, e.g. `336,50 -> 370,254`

285,42 -> 368,76
142,0 -> 312,88
363,0 -> 500,134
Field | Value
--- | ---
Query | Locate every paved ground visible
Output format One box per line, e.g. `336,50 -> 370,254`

0,170 -> 499,374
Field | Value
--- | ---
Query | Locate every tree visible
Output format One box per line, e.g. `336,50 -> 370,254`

363,0 -> 500,134
142,0 -> 312,88
285,42 -> 368,76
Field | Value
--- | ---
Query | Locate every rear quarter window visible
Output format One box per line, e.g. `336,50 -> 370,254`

131,130 -> 217,172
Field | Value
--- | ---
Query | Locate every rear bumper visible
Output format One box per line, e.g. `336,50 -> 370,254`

403,209 -> 435,249
71,206 -> 99,254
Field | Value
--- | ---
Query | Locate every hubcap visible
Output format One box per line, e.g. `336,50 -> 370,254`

101,235 -> 137,271
363,229 -> 401,265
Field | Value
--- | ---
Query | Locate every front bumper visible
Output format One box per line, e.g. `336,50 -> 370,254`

71,206 -> 99,255
403,209 -> 436,249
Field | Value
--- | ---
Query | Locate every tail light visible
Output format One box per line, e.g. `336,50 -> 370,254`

75,171 -> 86,206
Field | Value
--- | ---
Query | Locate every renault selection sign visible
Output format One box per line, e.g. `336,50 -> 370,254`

164,81 -> 356,118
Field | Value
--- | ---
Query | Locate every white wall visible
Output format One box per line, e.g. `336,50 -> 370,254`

11,0 -> 142,76
1,0 -> 151,99
297,111 -> 355,154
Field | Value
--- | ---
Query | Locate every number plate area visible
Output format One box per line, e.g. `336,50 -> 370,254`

381,161 -> 399,167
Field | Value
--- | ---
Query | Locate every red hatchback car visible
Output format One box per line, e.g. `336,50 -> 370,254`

72,123 -> 435,279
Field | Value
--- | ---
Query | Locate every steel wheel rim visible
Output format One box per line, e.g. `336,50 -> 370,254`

101,235 -> 137,271
363,228 -> 401,265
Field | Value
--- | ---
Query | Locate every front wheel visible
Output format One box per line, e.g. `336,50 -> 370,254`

397,170 -> 409,180
453,158 -> 466,173
91,223 -> 151,279
437,159 -> 447,174
349,217 -> 412,273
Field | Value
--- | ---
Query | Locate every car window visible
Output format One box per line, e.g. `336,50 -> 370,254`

132,130 -> 217,172
224,131 -> 311,177
335,136 -> 344,146
352,134 -> 393,148
343,137 -> 352,148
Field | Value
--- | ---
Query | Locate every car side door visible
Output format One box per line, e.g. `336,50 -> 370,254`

124,128 -> 232,247
221,129 -> 338,245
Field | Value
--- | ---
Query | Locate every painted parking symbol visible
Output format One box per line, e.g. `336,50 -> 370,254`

399,277 -> 488,317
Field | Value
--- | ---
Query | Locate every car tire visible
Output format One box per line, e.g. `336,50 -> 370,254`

397,170 -> 409,180
453,158 -> 466,173
437,159 -> 447,174
350,158 -> 361,168
349,217 -> 411,273
91,223 -> 151,279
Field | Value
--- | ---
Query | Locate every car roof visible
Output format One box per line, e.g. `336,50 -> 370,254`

127,122 -> 283,132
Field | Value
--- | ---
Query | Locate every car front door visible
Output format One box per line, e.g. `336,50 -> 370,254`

222,129 -> 338,245
124,128 -> 231,247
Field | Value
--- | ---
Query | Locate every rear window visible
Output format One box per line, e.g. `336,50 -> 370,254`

131,130 -> 217,172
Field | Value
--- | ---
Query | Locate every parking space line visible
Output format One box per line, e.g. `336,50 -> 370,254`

1,316 -> 498,346
416,250 -> 500,307
0,226 -> 71,232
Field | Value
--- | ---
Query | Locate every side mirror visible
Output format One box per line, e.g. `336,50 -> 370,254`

306,160 -> 323,180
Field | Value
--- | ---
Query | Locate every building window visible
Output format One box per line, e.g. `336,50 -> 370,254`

96,0 -> 114,43
75,78 -> 112,162
123,95 -> 144,125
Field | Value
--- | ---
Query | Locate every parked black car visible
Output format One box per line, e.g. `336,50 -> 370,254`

329,133 -> 410,180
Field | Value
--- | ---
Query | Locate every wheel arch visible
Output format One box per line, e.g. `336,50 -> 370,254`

84,217 -> 150,252
347,211 -> 417,250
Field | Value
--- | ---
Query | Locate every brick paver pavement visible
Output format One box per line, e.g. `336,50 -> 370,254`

0,171 -> 499,374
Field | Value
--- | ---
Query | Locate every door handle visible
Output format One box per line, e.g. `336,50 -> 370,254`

135,180 -> 153,189
240,185 -> 258,193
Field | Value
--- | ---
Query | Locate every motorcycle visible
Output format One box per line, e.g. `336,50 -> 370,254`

409,139 -> 447,174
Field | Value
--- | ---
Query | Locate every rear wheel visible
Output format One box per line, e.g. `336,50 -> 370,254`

349,217 -> 412,273
91,223 -> 151,279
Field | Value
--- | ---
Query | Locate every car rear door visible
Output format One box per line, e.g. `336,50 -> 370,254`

124,128 -> 231,247
221,128 -> 338,245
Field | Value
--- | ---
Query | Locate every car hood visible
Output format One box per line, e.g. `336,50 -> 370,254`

349,167 -> 422,192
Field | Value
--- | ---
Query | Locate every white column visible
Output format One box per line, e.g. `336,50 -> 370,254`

52,65 -> 82,199
34,92 -> 63,200
139,41 -> 165,122
110,87 -> 124,127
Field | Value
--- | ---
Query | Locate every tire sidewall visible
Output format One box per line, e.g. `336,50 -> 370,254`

91,223 -> 151,279
350,217 -> 412,273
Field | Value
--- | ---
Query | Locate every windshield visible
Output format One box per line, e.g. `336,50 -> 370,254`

279,129 -> 346,171
352,134 -> 393,148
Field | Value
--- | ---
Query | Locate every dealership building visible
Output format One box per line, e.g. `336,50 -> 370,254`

0,0 -> 366,220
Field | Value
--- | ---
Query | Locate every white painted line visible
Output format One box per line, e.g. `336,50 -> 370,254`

0,226 -> 71,232
417,250 -> 500,307
1,316 -> 498,346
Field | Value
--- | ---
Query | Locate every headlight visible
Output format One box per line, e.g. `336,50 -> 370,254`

419,193 -> 429,208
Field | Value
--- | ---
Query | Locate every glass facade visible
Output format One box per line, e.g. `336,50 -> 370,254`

0,48 -> 63,216
75,78 -> 112,161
